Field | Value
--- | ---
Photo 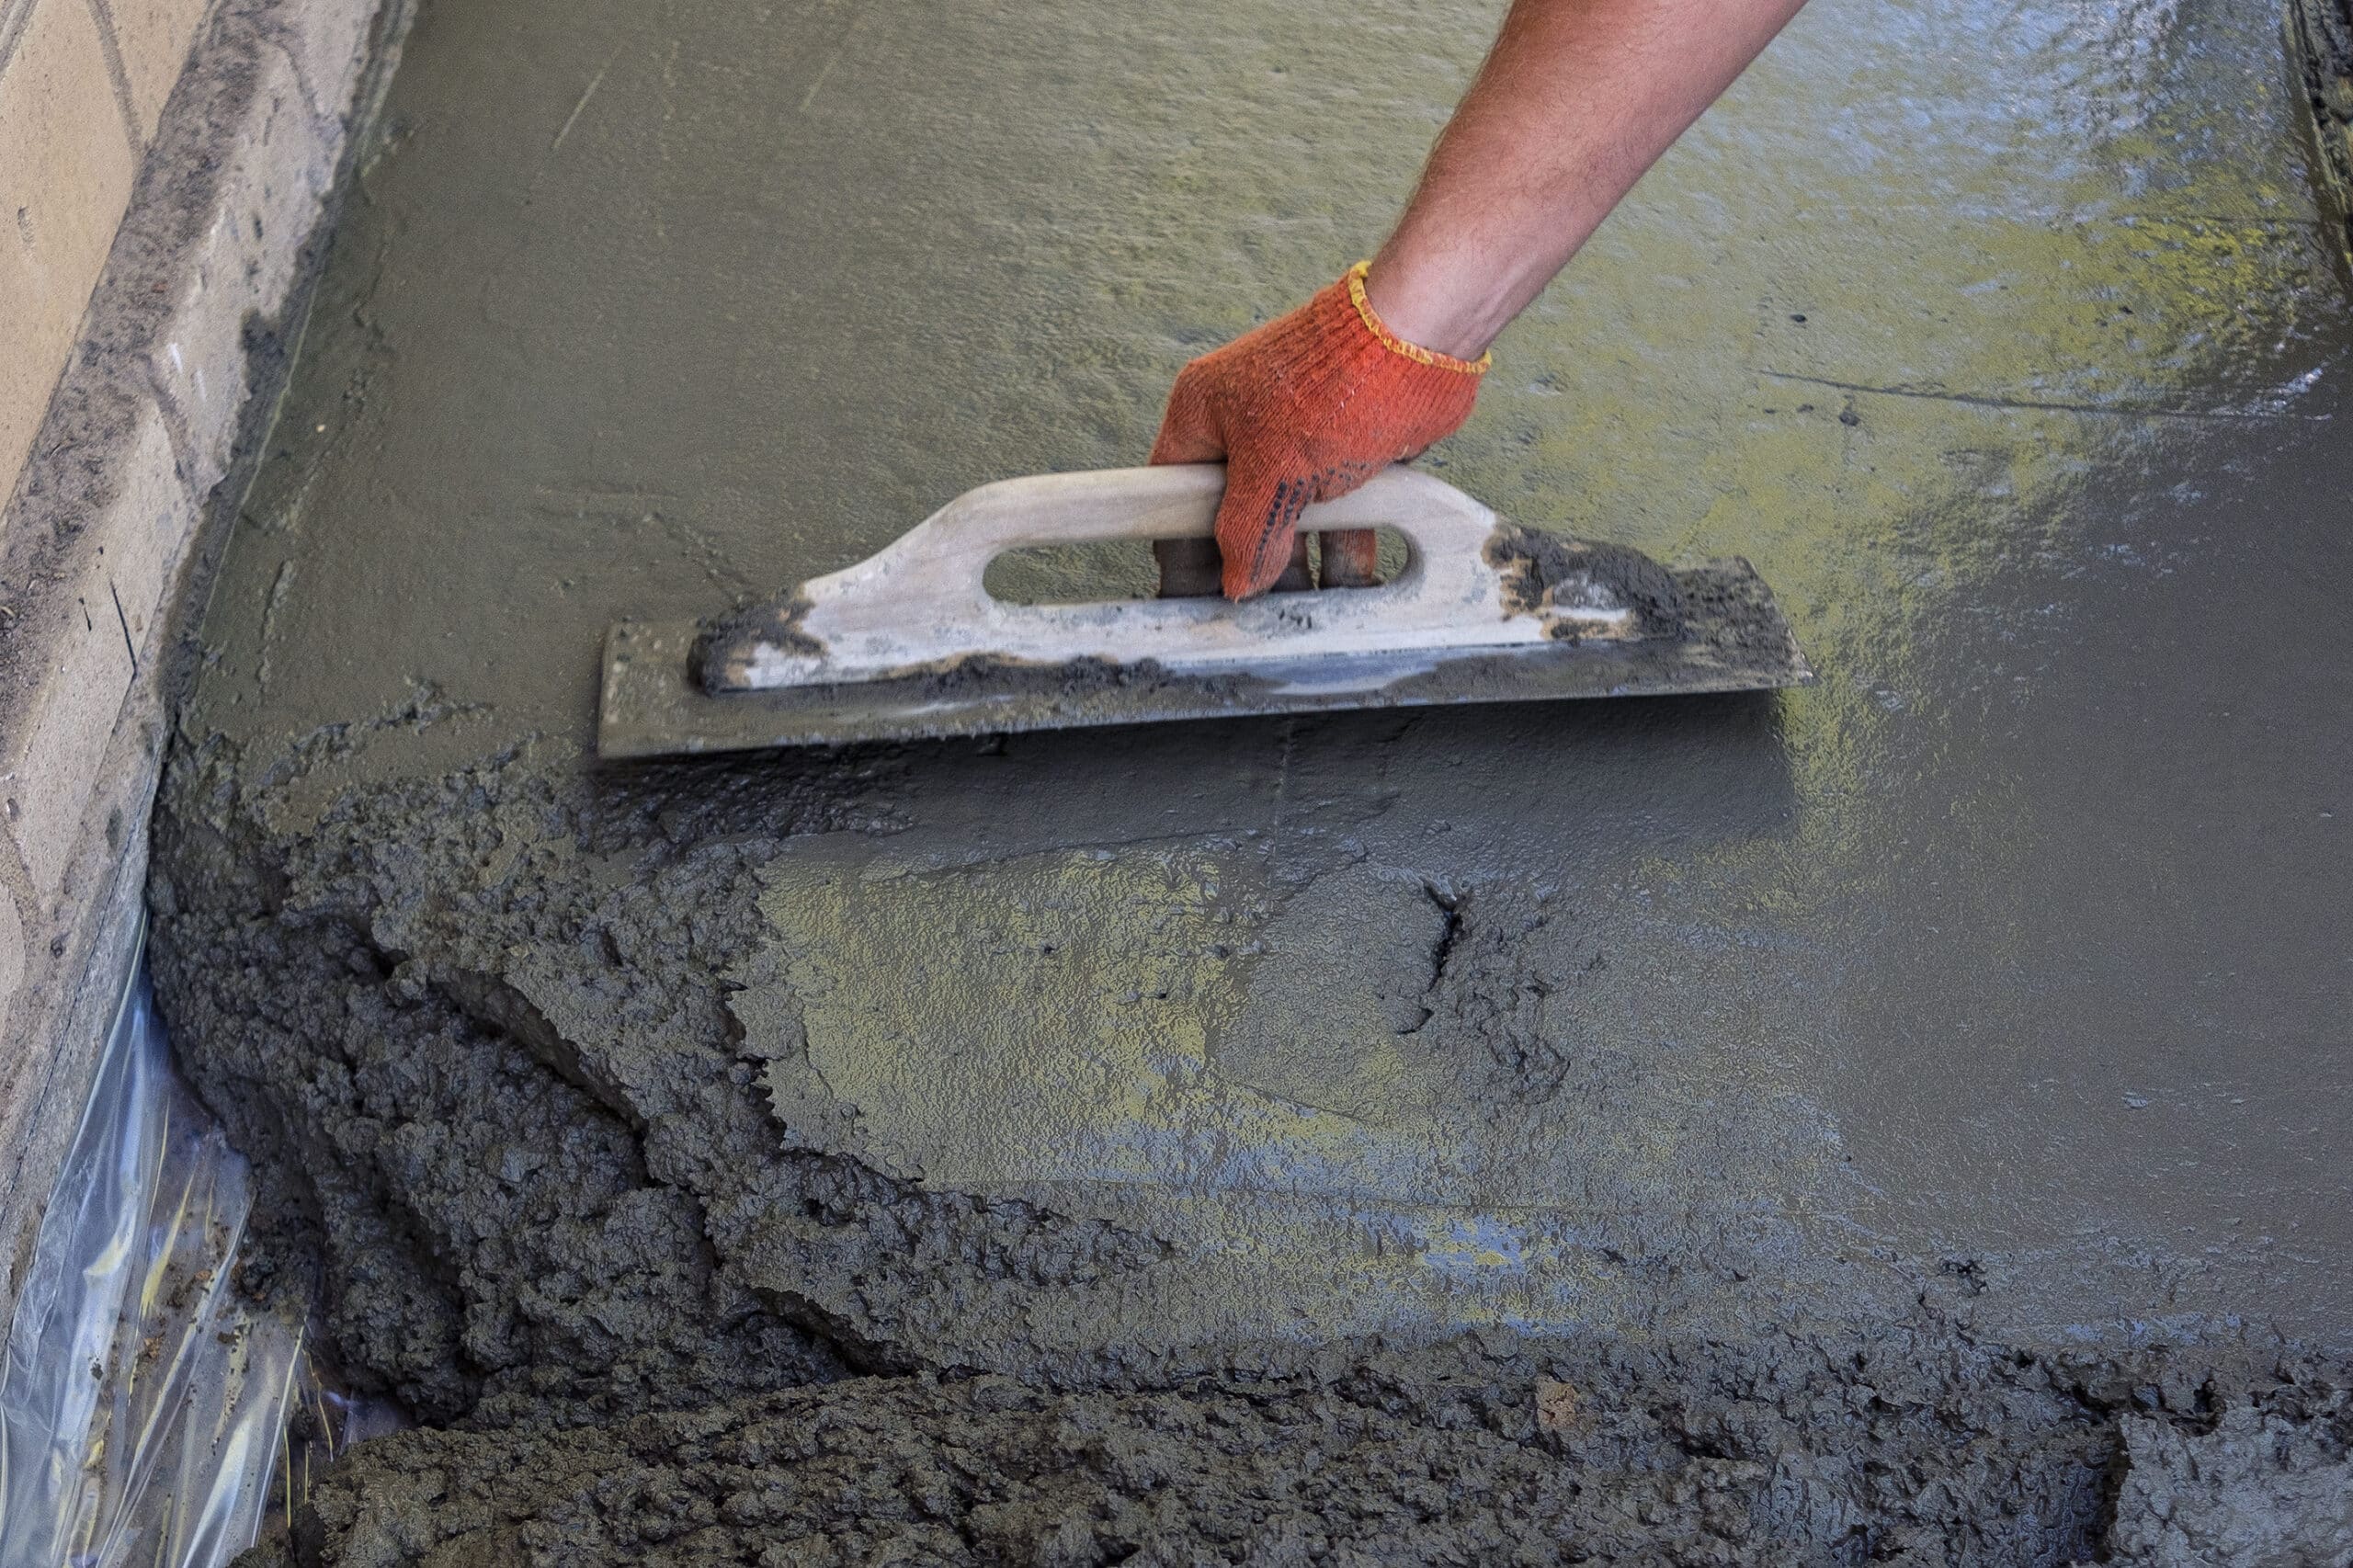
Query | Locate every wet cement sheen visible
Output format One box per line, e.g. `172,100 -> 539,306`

154,0 -> 2353,1557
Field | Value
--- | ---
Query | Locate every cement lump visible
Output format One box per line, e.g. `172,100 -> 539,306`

237,1334 -> 2352,1566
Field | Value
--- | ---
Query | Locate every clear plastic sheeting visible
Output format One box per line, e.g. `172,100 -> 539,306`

0,956 -> 304,1568
267,1368 -> 406,1540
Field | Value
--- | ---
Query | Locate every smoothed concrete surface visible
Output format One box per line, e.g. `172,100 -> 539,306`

151,0 -> 2353,1553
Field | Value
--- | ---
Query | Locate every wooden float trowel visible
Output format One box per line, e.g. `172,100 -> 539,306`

595,463 -> 1812,757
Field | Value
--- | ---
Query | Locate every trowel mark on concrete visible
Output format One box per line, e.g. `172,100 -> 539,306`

256,558 -> 294,690
722,831 -> 1866,1371
1212,861 -> 1454,1119
547,46 -> 619,153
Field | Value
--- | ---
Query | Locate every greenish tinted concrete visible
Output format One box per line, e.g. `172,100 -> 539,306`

166,0 -> 2353,1413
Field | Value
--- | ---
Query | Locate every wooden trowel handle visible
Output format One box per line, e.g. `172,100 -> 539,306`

694,463 -> 1594,695
829,463 -> 1498,614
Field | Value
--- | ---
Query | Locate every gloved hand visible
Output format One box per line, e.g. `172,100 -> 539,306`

1150,261 -> 1491,599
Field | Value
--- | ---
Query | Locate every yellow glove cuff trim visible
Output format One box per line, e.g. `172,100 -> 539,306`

1346,261 -> 1493,375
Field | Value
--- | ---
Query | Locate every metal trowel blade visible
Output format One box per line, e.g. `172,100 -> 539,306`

595,558 -> 1810,758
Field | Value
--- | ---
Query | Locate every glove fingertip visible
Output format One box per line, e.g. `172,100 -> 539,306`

1215,470 -> 1309,600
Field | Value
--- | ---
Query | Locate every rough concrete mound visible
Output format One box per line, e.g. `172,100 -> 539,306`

155,732 -> 2353,1565
233,1338 -> 2351,1566
2101,1393 -> 2353,1567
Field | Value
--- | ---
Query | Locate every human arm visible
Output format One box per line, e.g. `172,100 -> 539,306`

1364,0 -> 1809,360
1152,0 -> 1809,598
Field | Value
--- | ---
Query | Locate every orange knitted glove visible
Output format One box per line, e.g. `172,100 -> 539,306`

1150,261 -> 1490,599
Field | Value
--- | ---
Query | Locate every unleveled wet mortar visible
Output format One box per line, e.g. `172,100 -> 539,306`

149,0 -> 2353,1558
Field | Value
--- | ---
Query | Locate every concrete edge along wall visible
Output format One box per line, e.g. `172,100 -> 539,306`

0,0 -> 400,1322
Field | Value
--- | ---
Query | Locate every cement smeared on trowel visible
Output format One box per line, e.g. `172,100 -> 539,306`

599,465 -> 1809,756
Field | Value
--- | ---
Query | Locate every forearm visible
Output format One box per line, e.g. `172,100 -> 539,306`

1366,0 -> 1807,358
